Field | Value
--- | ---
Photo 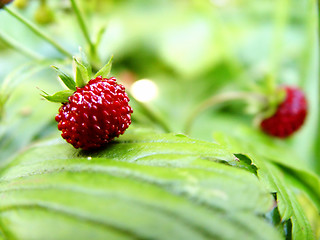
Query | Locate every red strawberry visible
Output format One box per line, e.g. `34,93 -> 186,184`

260,86 -> 307,138
43,55 -> 133,150
55,76 -> 133,150
0,0 -> 13,8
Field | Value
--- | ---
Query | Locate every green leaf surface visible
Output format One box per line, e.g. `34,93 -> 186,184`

214,128 -> 320,212
214,131 -> 315,240
263,163 -> 314,240
0,129 -> 282,240
51,66 -> 76,91
94,55 -> 113,78
41,90 -> 74,103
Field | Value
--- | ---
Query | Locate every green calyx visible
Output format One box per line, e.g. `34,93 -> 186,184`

94,56 -> 113,78
42,51 -> 113,103
252,87 -> 286,126
259,87 -> 286,118
41,90 -> 74,103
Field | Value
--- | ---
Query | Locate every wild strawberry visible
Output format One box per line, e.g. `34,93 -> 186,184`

43,55 -> 133,150
55,76 -> 133,150
0,0 -> 13,8
260,86 -> 307,138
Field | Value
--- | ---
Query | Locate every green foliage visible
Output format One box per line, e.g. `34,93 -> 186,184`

214,129 -> 318,239
0,129 -> 282,240
0,0 -> 318,239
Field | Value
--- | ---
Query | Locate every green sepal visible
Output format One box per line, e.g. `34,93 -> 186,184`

262,88 -> 287,119
41,90 -> 74,103
79,47 -> 92,78
73,57 -> 89,88
51,66 -> 76,91
94,55 -> 113,78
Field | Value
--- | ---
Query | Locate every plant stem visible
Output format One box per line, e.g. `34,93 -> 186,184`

70,0 -> 95,54
127,92 -> 171,133
184,92 -> 268,134
4,6 -> 73,58
0,31 -> 42,60
315,0 -> 320,174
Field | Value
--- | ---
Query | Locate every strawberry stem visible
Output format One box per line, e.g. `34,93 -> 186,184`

4,6 -> 73,58
127,92 -> 171,133
70,0 -> 96,61
184,91 -> 269,134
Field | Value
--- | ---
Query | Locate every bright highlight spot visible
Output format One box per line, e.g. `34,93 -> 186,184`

131,79 -> 158,102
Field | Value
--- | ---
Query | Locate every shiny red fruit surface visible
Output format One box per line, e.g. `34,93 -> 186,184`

55,76 -> 133,150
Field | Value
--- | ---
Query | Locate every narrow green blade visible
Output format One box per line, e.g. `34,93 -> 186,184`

74,57 -> 89,88
51,66 -> 76,91
41,90 -> 74,103
94,55 -> 113,78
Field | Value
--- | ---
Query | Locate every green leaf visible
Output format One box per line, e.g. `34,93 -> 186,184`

264,193 -> 293,239
74,57 -> 89,88
214,131 -> 315,240
264,163 -> 314,240
41,90 -> 74,103
94,55 -> 113,78
0,129 -> 282,240
51,66 -> 76,91
265,193 -> 282,226
214,128 -> 320,213
233,154 -> 258,176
